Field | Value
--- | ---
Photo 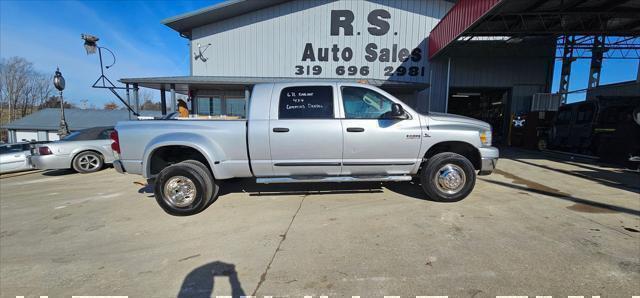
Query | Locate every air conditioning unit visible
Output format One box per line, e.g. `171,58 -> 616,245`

531,93 -> 561,111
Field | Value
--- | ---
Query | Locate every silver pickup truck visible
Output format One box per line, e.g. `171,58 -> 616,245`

112,82 -> 498,216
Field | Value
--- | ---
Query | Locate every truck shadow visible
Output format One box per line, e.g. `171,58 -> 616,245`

177,261 -> 245,298
217,178 -> 427,200
138,178 -> 429,200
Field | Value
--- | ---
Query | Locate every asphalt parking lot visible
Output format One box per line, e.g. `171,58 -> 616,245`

1,148 -> 638,298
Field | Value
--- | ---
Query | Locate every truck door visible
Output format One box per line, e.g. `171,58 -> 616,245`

269,84 -> 343,176
339,85 -> 422,175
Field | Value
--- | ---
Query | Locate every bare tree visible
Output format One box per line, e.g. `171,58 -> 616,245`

0,57 -> 53,122
104,101 -> 119,110
0,57 -> 33,122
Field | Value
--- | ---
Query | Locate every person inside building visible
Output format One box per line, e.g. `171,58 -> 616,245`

177,99 -> 189,118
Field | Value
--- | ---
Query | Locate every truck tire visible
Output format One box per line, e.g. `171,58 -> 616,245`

181,160 -> 220,206
420,152 -> 476,202
72,151 -> 104,173
154,162 -> 214,216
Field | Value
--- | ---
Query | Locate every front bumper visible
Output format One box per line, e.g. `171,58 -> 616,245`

29,154 -> 71,170
478,146 -> 499,175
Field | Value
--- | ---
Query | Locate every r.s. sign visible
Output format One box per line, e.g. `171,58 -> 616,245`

295,9 -> 426,78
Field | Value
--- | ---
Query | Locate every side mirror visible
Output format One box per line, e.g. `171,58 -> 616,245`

390,103 -> 407,119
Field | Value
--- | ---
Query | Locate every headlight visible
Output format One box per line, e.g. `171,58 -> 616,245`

479,129 -> 492,146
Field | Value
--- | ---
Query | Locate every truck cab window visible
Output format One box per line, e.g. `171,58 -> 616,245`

341,86 -> 394,119
279,86 -> 334,119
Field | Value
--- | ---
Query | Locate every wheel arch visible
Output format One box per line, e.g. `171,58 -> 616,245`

143,140 -> 217,179
423,141 -> 481,170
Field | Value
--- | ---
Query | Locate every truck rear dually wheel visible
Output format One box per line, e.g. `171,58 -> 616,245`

154,161 -> 214,216
420,152 -> 476,202
181,160 -> 219,206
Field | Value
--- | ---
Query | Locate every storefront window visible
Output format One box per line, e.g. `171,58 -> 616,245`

197,96 -> 222,116
195,95 -> 246,119
226,97 -> 246,117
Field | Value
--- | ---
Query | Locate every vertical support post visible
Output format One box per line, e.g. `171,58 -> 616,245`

133,83 -> 139,116
588,35 -> 605,91
160,86 -> 167,115
125,83 -> 131,120
170,84 -> 176,112
244,87 -> 250,118
221,95 -> 228,117
559,35 -> 576,104
445,57 -> 451,113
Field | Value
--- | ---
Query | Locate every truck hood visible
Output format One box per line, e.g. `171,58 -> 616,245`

427,112 -> 491,129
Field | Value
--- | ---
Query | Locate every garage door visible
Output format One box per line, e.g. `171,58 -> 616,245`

48,132 -> 60,141
15,131 -> 38,142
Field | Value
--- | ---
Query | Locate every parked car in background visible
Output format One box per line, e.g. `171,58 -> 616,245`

0,142 -> 33,174
112,82 -> 499,216
31,126 -> 116,173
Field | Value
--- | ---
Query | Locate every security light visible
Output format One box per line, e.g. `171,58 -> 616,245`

81,33 -> 99,54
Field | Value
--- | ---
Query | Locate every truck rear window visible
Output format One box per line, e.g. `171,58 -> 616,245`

279,86 -> 334,119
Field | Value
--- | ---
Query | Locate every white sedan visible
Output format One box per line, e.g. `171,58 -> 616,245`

0,142 -> 33,174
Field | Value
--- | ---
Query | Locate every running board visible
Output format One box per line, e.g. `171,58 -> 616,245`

256,175 -> 412,184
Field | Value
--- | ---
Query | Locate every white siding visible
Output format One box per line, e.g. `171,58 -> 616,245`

191,0 -> 453,84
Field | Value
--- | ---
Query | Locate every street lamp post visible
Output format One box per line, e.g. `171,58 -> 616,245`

54,67 -> 70,138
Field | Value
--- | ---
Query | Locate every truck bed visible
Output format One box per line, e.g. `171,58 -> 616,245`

116,119 -> 251,179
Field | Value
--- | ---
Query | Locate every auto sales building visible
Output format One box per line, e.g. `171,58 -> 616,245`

121,0 -> 638,142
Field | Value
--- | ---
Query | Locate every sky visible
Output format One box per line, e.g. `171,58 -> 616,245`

0,0 -> 223,107
1,0 -> 638,107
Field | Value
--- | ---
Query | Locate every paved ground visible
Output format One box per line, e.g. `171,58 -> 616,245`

1,148 -> 639,298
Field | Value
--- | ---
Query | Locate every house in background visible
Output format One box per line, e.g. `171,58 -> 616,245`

2,108 -> 158,143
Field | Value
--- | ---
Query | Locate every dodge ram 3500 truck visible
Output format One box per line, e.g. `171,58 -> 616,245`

111,82 -> 498,216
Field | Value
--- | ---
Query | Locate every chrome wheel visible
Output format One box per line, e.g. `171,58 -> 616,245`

163,176 -> 197,208
433,164 -> 466,194
78,154 -> 101,171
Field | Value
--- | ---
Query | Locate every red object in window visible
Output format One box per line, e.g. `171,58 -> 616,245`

110,130 -> 120,153
38,146 -> 52,155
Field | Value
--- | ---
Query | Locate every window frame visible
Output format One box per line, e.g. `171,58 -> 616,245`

277,85 -> 336,120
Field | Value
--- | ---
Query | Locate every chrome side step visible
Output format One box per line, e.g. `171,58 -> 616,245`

256,175 -> 412,184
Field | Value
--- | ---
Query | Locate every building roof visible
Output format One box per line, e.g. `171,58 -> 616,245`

119,76 -> 429,92
2,109 -> 158,131
162,0 -> 290,36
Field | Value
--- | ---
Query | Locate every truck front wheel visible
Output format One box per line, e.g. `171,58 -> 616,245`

154,162 -> 214,216
420,152 -> 476,202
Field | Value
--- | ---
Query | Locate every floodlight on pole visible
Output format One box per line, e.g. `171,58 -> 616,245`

81,33 -> 139,116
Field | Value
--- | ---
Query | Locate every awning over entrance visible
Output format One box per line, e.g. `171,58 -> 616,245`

118,76 -> 429,93
118,76 -> 430,116
429,0 -> 640,59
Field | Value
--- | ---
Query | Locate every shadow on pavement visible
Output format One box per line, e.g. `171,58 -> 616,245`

480,178 -> 640,217
0,169 -> 44,179
501,147 -> 640,194
177,261 -> 245,298
138,178 -> 429,200
41,169 -> 77,176
218,178 -> 429,200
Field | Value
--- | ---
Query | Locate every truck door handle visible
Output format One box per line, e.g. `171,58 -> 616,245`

273,127 -> 290,133
346,127 -> 365,132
